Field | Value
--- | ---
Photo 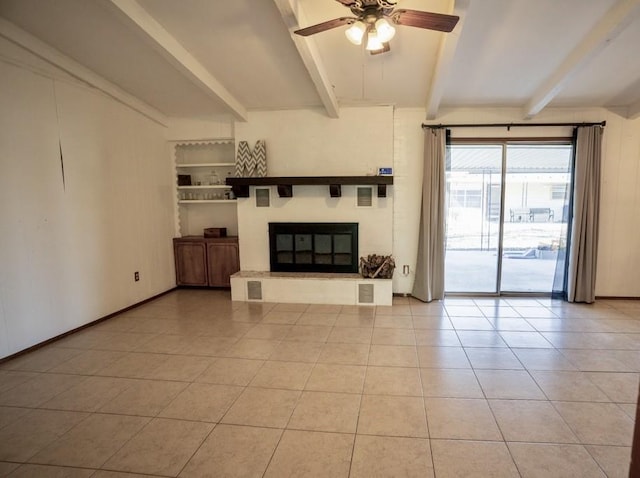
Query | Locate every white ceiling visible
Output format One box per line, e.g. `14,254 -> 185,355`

1,0 -> 639,120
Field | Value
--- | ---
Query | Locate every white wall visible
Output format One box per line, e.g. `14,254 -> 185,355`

393,107 -> 640,297
165,117 -> 234,142
235,108 -> 394,176
392,109 -> 426,294
0,43 -> 175,358
234,108 -> 394,272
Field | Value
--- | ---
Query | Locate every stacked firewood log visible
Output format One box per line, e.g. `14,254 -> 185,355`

360,254 -> 395,279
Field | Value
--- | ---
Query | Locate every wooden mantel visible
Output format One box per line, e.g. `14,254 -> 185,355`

226,176 -> 393,198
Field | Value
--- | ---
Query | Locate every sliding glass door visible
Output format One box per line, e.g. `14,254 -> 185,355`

445,141 -> 573,295
500,144 -> 572,292
444,145 -> 502,293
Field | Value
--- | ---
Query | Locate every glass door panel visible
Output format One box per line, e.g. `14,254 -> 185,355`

445,145 -> 503,293
500,144 -> 572,292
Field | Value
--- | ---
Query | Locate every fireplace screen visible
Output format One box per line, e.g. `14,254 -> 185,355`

269,223 -> 358,273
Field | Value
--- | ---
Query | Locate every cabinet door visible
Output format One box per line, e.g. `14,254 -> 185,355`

207,243 -> 240,287
174,241 -> 208,286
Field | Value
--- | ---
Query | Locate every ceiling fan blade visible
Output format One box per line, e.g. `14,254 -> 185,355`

392,9 -> 459,33
294,17 -> 355,36
370,42 -> 391,55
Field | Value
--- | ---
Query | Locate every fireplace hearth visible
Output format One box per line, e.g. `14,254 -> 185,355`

269,222 -> 358,273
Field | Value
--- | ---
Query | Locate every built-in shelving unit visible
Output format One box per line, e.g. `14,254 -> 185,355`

172,139 -> 238,235
226,175 -> 393,198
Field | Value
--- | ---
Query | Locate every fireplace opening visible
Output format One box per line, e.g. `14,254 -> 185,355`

269,222 -> 358,273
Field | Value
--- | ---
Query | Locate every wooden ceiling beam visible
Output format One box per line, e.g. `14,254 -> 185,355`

523,0 -> 640,119
272,0 -> 340,119
108,0 -> 248,121
425,0 -> 469,120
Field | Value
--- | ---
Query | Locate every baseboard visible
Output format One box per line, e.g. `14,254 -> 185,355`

0,287 -> 177,364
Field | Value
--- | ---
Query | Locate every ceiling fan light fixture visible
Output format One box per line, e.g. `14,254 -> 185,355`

366,30 -> 384,51
345,21 -> 366,45
375,17 -> 395,43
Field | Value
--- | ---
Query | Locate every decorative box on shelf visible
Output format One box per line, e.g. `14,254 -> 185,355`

204,227 -> 227,238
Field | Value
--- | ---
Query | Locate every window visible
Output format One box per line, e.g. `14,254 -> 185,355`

451,188 -> 482,208
551,184 -> 566,200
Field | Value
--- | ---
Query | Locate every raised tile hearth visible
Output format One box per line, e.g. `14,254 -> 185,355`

230,271 -> 392,306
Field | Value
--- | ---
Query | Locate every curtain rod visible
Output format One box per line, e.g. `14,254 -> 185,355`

421,121 -> 606,130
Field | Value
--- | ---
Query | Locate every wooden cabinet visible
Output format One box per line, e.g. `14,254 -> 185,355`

174,239 -> 208,286
174,236 -> 239,287
206,242 -> 240,287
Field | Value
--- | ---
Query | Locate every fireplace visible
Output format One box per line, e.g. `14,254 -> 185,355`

269,222 -> 358,273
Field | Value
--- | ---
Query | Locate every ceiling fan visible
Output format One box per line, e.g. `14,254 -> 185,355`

294,0 -> 459,55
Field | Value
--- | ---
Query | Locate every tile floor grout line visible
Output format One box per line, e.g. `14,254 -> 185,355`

544,397 -> 623,475
455,328 -> 525,475
112,303 -> 267,477
173,421 -> 219,478
345,329 -> 373,478
413,320 -> 437,477
256,302 -> 319,478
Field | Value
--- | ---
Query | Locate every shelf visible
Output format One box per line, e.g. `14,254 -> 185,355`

177,162 -> 236,168
178,185 -> 230,189
171,138 -> 234,145
178,200 -> 237,204
226,176 -> 393,198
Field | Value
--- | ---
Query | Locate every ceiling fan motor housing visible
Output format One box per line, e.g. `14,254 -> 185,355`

361,8 -> 384,25
348,0 -> 396,18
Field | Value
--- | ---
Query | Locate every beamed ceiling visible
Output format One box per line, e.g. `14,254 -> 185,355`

1,0 -> 639,122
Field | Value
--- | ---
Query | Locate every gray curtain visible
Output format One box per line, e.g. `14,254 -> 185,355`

567,125 -> 603,303
412,129 -> 446,302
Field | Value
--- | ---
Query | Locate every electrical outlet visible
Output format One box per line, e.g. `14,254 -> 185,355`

134,271 -> 140,282
403,265 -> 410,276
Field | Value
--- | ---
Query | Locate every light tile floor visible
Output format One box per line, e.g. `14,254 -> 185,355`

0,290 -> 639,477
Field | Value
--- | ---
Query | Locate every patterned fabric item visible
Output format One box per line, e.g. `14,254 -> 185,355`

236,141 -> 251,177
245,142 -> 256,177
254,140 -> 267,177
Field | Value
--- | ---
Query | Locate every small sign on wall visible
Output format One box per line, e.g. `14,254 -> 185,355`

378,167 -> 393,176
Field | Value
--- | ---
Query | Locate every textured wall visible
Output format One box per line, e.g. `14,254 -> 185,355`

0,43 -> 175,358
